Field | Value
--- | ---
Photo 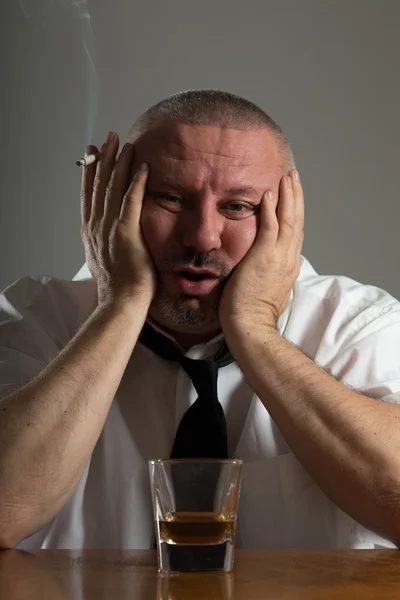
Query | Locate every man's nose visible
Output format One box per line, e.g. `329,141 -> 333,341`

182,203 -> 223,253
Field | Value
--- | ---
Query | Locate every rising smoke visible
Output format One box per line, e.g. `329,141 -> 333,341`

18,0 -> 99,143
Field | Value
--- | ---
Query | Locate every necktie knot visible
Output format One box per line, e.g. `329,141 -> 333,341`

180,356 -> 218,401
139,322 -> 233,458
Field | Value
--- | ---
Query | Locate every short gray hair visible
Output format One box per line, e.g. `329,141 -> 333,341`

128,89 -> 296,173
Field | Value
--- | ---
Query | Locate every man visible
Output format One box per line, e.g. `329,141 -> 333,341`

1,90 -> 400,550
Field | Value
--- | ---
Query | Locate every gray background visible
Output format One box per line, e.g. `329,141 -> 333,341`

1,0 -> 399,298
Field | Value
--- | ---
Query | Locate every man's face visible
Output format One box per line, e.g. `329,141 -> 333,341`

134,121 -> 284,336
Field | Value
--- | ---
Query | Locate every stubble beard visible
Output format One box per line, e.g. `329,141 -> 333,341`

150,279 -> 224,328
148,251 -> 231,329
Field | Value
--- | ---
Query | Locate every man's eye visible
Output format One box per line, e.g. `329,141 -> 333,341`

156,194 -> 182,204
228,203 -> 246,211
227,203 -> 254,213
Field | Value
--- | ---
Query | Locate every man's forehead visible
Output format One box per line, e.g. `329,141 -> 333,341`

152,168 -> 262,197
136,121 -> 279,165
135,122 -> 282,195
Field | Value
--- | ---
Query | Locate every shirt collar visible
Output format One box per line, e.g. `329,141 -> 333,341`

146,317 -> 225,359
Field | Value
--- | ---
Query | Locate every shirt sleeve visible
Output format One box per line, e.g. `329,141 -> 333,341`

0,275 -> 96,399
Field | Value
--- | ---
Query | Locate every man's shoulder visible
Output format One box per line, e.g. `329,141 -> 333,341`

0,273 -> 97,331
289,258 -> 400,393
296,256 -> 399,312
0,274 -> 97,396
286,256 -> 400,352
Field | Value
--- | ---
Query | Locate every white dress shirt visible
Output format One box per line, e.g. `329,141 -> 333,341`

1,256 -> 400,550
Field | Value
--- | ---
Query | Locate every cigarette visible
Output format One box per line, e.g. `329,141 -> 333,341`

76,153 -> 97,167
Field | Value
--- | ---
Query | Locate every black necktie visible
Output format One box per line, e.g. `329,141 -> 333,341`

139,321 -> 234,459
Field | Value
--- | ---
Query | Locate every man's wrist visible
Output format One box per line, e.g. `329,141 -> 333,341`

96,293 -> 151,321
223,311 -> 278,349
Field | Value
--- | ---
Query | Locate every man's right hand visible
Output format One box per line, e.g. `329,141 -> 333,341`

0,131 -> 157,548
80,131 -> 156,308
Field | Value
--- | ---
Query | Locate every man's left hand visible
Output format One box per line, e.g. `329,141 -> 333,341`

219,169 -> 304,337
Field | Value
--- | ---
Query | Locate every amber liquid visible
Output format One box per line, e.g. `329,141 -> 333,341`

160,511 -> 235,545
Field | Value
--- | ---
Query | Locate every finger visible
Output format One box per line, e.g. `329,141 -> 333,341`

119,162 -> 149,225
285,171 -> 304,273
253,190 -> 279,248
287,170 -> 305,260
292,170 -> 305,257
298,230 -> 305,256
80,144 -> 99,225
103,142 -> 136,221
90,132 -> 119,221
276,174 -> 296,246
292,170 -> 305,231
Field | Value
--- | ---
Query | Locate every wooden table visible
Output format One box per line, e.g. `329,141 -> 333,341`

1,549 -> 400,599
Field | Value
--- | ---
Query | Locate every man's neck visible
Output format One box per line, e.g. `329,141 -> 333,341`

147,318 -> 222,352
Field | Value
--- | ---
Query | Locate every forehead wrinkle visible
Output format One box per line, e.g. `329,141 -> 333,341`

151,168 -> 262,199
157,151 -> 257,170
146,127 -> 277,197
166,141 -> 252,161
164,123 -> 271,159
153,153 -> 263,179
138,125 -> 279,180
225,186 -> 259,196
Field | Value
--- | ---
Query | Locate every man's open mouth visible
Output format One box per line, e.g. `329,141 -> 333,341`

179,270 -> 218,281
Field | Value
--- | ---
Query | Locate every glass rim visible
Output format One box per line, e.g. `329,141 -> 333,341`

149,458 -> 243,465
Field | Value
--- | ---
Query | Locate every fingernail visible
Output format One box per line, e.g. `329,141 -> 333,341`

266,190 -> 273,201
139,162 -> 149,174
107,131 -> 115,143
294,170 -> 300,181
